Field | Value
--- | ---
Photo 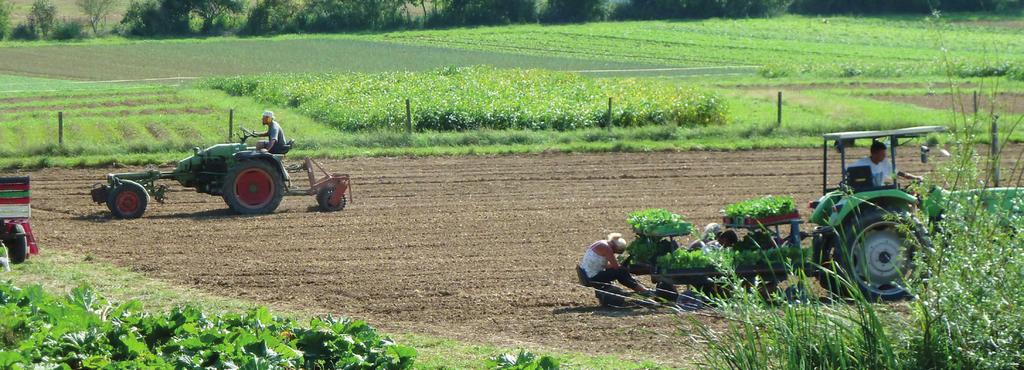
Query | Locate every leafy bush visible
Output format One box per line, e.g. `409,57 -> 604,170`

9,22 -> 38,40
723,195 -> 796,219
426,0 -> 537,27
627,208 -> 692,236
203,67 -> 728,132
119,0 -> 190,36
0,281 -> 417,369
243,0 -> 300,35
294,0 -> 406,33
50,20 -> 86,40
612,0 -> 792,20
541,0 -> 606,23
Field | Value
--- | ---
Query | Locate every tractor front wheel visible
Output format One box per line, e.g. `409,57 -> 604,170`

106,180 -> 149,219
223,160 -> 285,215
316,186 -> 346,212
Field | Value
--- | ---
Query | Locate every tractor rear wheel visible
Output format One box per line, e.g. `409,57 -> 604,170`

316,186 -> 346,212
106,180 -> 149,219
223,160 -> 284,215
4,225 -> 28,264
835,207 -> 927,301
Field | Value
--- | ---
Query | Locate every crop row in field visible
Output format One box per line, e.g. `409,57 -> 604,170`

203,66 -> 727,131
370,16 -> 1024,78
0,86 -> 346,158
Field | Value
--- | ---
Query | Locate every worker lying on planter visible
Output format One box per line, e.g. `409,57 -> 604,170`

577,233 -> 656,307
688,223 -> 738,251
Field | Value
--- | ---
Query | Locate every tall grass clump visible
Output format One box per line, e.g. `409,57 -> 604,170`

202,66 -> 727,132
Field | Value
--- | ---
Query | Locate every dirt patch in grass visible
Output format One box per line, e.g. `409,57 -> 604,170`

871,92 -> 1024,114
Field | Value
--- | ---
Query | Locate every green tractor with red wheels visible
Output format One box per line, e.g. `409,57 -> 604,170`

91,128 -> 352,219
809,126 -> 1023,301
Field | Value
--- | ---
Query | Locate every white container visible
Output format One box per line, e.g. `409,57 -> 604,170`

0,257 -> 9,272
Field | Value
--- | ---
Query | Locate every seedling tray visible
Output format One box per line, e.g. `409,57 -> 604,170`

632,223 -> 693,238
651,264 -> 793,286
722,212 -> 801,228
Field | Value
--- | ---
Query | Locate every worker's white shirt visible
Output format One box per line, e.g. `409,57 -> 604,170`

579,241 -> 616,279
849,157 -> 893,187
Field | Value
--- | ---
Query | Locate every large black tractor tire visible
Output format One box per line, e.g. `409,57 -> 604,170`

316,187 -> 347,212
4,225 -> 29,264
223,160 -> 285,215
833,207 -> 929,301
106,180 -> 149,219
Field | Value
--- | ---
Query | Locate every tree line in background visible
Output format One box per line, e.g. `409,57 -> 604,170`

0,0 -> 1021,40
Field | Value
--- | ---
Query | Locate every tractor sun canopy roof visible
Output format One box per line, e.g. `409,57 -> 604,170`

823,126 -> 947,141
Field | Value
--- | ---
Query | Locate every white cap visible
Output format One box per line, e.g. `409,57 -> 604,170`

262,111 -> 275,118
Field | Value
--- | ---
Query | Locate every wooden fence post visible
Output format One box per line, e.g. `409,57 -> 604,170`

405,99 -> 412,134
228,109 -> 234,141
607,97 -> 613,130
58,112 -> 64,147
992,115 -> 1000,187
973,90 -> 979,115
777,91 -> 783,128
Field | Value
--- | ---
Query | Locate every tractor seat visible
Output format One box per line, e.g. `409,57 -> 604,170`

271,140 -> 294,155
576,266 -> 594,287
844,166 -> 874,192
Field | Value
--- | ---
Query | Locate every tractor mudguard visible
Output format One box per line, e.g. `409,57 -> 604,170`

233,152 -> 288,181
816,189 -> 918,228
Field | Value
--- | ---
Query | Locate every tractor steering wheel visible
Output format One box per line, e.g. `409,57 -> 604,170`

239,127 -> 256,143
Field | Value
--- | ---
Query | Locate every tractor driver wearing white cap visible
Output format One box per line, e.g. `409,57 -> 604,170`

256,111 -> 287,154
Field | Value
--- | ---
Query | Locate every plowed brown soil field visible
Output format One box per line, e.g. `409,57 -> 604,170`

18,149 -> 942,365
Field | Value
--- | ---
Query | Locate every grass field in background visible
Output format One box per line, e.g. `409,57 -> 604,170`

369,16 -> 1024,78
2,15 -> 1021,80
0,37 -> 667,80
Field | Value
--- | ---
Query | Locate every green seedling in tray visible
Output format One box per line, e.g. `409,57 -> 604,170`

628,208 -> 693,236
723,195 -> 798,219
657,246 -> 809,271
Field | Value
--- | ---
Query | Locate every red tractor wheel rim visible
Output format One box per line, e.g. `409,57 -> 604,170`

116,191 -> 140,214
235,168 -> 274,208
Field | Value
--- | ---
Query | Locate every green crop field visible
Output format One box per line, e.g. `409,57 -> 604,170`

370,16 -> 1024,78
203,66 -> 726,131
2,15 -> 1020,80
